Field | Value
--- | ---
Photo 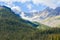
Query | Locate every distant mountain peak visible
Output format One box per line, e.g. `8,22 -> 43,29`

55,7 -> 60,13
43,7 -> 53,13
55,7 -> 60,9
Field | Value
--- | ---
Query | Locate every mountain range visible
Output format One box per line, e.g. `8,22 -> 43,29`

18,7 -> 60,27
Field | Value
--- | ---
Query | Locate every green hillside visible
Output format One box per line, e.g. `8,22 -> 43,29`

0,6 -> 38,40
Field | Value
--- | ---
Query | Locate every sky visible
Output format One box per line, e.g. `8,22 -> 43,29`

0,0 -> 60,12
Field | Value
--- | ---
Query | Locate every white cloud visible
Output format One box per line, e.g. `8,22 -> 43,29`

0,0 -> 31,3
27,4 -> 32,10
0,0 -> 11,2
0,0 -> 31,9
16,0 -> 31,3
11,6 -> 21,12
20,12 -> 25,18
32,0 -> 60,9
20,12 -> 31,20
0,0 -> 60,9
30,10 -> 38,12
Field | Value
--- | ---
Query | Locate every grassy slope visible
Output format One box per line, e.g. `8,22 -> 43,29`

43,16 -> 60,27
